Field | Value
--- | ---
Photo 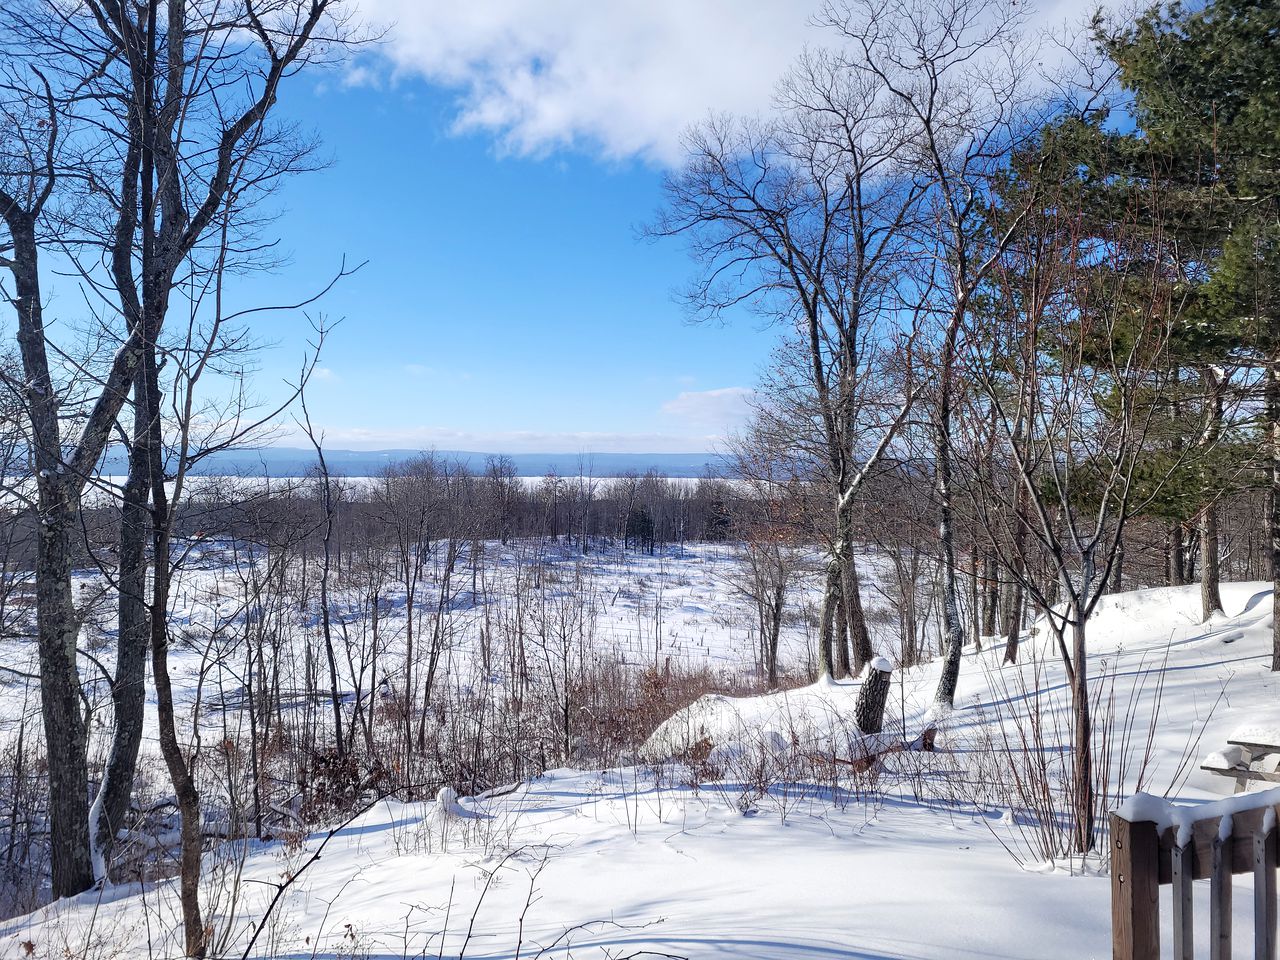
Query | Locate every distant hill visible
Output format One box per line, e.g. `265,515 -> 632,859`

96,447 -> 734,479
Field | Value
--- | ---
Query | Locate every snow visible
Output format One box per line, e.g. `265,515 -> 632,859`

1115,786 -> 1280,849
435,785 -> 461,817
0,768 -> 1120,959
1202,745 -> 1244,770
1231,720 -> 1280,745
2,553 -> 1279,958
639,677 -> 913,766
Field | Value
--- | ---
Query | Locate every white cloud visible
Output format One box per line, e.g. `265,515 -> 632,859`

353,0 -> 1104,165
661,386 -> 754,429
354,1 -> 822,164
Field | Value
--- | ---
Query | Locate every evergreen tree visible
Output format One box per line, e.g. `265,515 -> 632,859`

1107,0 -> 1280,660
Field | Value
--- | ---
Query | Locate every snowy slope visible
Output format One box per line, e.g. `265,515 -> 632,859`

645,581 -> 1276,803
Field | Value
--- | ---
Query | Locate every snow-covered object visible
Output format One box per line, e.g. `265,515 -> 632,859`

1202,745 -> 1245,771
1115,786 -> 1280,847
870,655 -> 893,674
640,667 -> 928,763
639,681 -> 896,761
1230,721 -> 1280,746
707,730 -> 790,769
435,786 -> 461,817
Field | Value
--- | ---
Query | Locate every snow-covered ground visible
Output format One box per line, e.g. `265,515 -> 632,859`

0,768 -> 1113,960
2,555 -> 1277,958
0,540 -> 822,760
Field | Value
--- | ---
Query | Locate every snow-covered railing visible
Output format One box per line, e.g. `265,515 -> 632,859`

1111,788 -> 1280,960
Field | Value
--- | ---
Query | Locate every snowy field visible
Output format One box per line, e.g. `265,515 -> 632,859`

0,540 -> 821,757
0,550 -> 1276,958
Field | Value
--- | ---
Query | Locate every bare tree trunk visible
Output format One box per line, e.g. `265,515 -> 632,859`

834,589 -> 851,679
1002,410 -> 1030,665
902,553 -> 920,668
935,526 -> 965,707
34,494 -> 93,896
307,435 -> 348,757
1110,538 -> 1125,594
934,319 -> 966,707
141,330 -> 207,956
246,644 -> 263,839
818,562 -> 839,678
1268,356 -> 1280,671
1200,504 -> 1223,620
315,454 -> 345,758
1070,617 -> 1094,854
1001,578 -> 1024,665
843,560 -> 874,673
152,574 -> 206,957
1169,368 -> 1188,589
1199,365 -> 1224,621
767,581 -> 784,689
968,551 -> 981,652
1168,522 -> 1187,586
982,551 -> 998,639
417,538 -> 458,749
93,382 -> 151,875
4,211 -> 97,897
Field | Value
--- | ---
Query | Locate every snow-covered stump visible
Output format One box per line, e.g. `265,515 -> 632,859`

854,656 -> 892,735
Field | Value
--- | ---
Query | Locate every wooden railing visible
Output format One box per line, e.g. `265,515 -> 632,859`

1112,789 -> 1280,959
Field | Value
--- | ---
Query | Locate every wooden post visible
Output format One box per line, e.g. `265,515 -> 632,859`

1256,821 -> 1277,960
1112,814 -> 1160,960
1212,829 -> 1233,960
1172,842 -> 1194,960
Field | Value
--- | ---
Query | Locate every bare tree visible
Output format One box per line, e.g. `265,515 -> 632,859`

1,0 -> 358,924
655,43 -> 923,678
0,38 -> 154,898
724,449 -> 804,688
821,0 -> 1050,708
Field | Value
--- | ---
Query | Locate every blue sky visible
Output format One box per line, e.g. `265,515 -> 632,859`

241,79 -> 771,454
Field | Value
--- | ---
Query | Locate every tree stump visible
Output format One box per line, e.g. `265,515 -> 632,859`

854,656 -> 893,734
